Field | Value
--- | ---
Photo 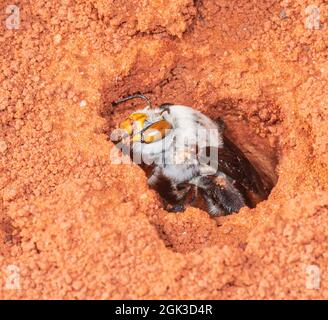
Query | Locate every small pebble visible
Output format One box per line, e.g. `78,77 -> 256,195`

279,9 -> 287,19
80,100 -> 87,108
53,34 -> 62,44
0,140 -> 8,153
81,48 -> 89,57
42,121 -> 53,132
222,226 -> 233,234
72,281 -> 83,291
3,187 -> 17,201
92,179 -> 104,191
259,109 -> 270,121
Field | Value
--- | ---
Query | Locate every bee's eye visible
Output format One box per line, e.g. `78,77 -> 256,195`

142,119 -> 172,144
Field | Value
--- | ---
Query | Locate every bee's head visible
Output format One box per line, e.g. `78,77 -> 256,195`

113,94 -> 172,144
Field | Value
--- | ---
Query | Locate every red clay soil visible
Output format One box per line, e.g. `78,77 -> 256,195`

0,0 -> 328,299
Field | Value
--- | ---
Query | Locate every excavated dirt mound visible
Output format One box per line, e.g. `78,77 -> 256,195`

0,0 -> 328,299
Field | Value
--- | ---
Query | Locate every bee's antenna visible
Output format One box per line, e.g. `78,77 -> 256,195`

112,93 -> 152,109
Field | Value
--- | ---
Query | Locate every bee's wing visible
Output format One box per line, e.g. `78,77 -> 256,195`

199,136 -> 268,199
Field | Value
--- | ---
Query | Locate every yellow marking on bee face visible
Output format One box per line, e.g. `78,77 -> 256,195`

119,118 -> 133,135
129,113 -> 147,121
142,119 -> 172,143
119,113 -> 147,136
118,114 -> 171,143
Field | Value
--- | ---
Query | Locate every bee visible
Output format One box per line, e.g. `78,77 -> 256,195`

110,93 -> 269,216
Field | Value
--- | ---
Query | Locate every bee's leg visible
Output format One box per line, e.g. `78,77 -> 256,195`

188,185 -> 198,206
166,203 -> 186,213
165,182 -> 192,212
202,192 -> 225,216
160,181 -> 190,213
191,174 -> 246,216
148,169 -> 188,213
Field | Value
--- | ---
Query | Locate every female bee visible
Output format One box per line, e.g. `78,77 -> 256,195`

110,94 -> 268,216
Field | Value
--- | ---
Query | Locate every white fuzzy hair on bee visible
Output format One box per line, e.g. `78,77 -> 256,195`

110,93 -> 269,216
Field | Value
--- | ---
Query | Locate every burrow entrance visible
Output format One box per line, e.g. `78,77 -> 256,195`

99,81 -> 281,252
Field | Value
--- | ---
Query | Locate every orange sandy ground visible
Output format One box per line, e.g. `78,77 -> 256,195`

0,0 -> 328,299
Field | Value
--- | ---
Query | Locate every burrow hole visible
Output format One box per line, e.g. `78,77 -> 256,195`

99,86 -> 281,253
